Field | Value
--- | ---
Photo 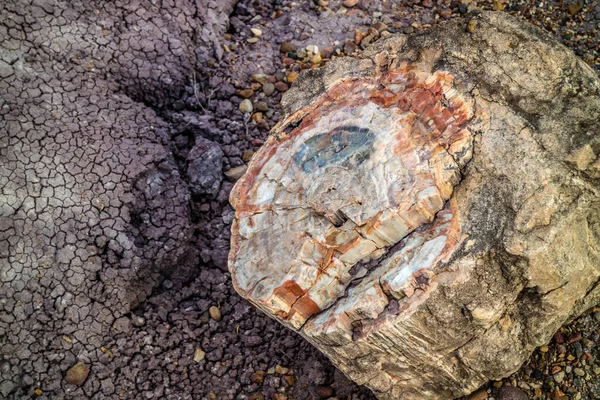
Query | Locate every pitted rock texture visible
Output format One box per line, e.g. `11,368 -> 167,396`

229,12 -> 600,400
0,0 -> 236,398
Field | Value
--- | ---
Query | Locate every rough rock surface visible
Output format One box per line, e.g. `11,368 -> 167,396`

229,12 -> 600,400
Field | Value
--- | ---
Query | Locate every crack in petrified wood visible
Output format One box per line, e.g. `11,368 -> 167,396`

229,63 -> 475,331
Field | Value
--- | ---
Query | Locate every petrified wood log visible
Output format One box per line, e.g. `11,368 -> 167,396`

228,12 -> 600,399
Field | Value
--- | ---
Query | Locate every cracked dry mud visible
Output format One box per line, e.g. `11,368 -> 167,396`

1,1 -> 600,400
229,11 -> 600,400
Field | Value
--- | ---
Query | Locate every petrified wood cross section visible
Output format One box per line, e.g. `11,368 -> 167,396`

230,63 -> 472,329
229,12 -> 600,400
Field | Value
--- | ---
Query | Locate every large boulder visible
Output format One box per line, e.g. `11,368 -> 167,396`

228,12 -> 600,399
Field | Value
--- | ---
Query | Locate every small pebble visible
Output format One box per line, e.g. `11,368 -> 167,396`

567,3 -> 583,15
551,365 -> 561,374
65,362 -> 89,386
224,165 -> 248,182
343,0 -> 358,7
242,150 -> 255,162
468,389 -> 488,400
554,371 -> 565,383
306,44 -> 319,55
251,73 -> 269,84
193,348 -> 205,362
251,112 -> 263,124
286,72 -> 299,84
284,375 -> 295,385
262,83 -> 275,96
574,367 -> 585,377
315,386 -> 334,398
493,0 -> 505,11
280,42 -> 297,54
239,99 -> 253,114
354,29 -> 363,45
275,365 -> 289,375
247,37 -> 259,44
344,39 -> 357,54
497,386 -> 528,400
237,89 -> 254,99
209,305 -> 221,321
254,101 -> 268,112
251,28 -> 262,37
274,82 -> 289,92
250,370 -> 265,384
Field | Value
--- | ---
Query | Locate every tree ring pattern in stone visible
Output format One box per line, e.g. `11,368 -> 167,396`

229,63 -> 475,330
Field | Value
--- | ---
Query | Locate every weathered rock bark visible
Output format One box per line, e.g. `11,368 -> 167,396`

228,11 -> 600,400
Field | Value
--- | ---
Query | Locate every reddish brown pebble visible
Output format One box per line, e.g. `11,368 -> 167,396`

320,46 -> 334,59
65,362 -> 89,385
373,21 -> 387,32
242,150 -> 255,162
361,35 -> 374,48
551,365 -> 562,374
549,388 -> 567,400
252,112 -> 263,124
274,82 -> 289,92
343,0 -> 358,7
279,42 -> 297,54
249,394 -> 264,400
250,370 -> 266,384
568,332 -> 582,343
237,89 -> 254,99
284,375 -> 295,385
440,10 -> 452,19
344,39 -> 357,54
315,386 -> 334,398
354,30 -> 363,45
554,330 -> 565,343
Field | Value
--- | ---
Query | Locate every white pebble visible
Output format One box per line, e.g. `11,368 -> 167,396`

306,45 -> 319,55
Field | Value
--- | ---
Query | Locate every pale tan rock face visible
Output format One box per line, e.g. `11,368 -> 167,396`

229,12 -> 600,400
